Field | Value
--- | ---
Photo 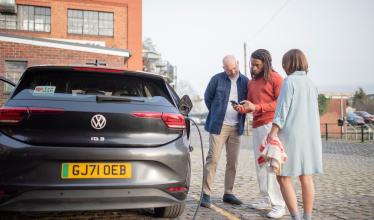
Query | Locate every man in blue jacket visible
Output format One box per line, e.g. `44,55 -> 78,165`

201,55 -> 249,208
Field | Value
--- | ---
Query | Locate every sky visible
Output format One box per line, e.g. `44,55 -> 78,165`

143,0 -> 374,97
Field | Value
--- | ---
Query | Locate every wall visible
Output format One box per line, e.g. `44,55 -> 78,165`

0,0 -> 142,70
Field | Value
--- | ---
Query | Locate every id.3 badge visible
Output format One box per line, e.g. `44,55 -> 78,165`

91,137 -> 105,141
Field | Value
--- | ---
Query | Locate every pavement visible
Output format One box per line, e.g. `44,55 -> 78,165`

1,126 -> 373,220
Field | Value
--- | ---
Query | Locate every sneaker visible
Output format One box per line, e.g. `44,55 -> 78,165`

266,206 -> 286,219
222,194 -> 243,205
248,200 -> 272,210
200,194 -> 211,208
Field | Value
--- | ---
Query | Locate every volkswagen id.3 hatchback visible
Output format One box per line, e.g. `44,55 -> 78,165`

0,66 -> 192,218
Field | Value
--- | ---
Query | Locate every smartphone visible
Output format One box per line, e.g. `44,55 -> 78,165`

230,100 -> 238,105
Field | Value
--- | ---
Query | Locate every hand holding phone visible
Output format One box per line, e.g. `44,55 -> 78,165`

231,100 -> 247,114
230,100 -> 239,105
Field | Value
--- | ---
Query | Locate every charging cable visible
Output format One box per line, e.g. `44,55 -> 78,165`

188,118 -> 206,220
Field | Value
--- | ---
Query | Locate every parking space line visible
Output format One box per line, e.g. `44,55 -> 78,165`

191,195 -> 240,220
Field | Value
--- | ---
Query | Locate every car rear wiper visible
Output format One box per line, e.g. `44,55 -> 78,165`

96,95 -> 145,103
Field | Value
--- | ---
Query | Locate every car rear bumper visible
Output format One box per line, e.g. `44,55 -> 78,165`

0,188 -> 184,212
0,132 -> 191,211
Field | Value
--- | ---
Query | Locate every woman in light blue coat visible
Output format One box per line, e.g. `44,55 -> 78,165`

267,49 -> 322,220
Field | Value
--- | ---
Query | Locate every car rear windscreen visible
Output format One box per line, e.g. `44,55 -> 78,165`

11,69 -> 174,104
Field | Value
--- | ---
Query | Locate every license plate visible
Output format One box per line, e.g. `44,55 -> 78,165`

61,162 -> 132,179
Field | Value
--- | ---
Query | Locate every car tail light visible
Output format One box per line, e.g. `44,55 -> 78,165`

132,112 -> 186,129
132,112 -> 162,118
162,113 -> 186,129
0,107 -> 28,123
167,187 -> 188,192
28,107 -> 64,115
0,107 -> 64,124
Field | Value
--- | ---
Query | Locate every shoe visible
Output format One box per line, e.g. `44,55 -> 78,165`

266,206 -> 286,219
222,194 -> 242,205
248,200 -> 272,210
200,194 -> 211,208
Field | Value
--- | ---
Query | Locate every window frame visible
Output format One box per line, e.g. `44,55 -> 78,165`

0,5 -> 51,33
67,9 -> 114,37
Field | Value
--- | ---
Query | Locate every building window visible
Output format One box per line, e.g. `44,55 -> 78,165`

0,5 -> 50,32
0,13 -> 16,29
68,9 -> 113,37
34,6 -> 51,32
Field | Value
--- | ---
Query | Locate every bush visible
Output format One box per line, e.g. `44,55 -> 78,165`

318,94 -> 329,116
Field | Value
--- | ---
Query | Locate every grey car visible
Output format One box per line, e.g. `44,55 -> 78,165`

0,66 -> 192,218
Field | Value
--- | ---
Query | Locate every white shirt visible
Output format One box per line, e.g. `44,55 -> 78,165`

223,74 -> 239,126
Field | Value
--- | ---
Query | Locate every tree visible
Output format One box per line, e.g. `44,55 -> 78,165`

176,80 -> 206,114
143,38 -> 157,52
352,87 -> 374,113
353,87 -> 366,105
318,94 -> 329,116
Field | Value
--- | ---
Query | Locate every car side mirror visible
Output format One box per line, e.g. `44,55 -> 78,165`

178,95 -> 193,116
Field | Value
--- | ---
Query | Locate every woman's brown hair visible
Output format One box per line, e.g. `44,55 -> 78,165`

282,49 -> 309,75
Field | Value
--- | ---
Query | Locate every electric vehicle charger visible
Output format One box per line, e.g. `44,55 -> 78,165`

188,118 -> 206,220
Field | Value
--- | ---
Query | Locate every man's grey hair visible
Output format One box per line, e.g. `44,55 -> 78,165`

222,55 -> 237,65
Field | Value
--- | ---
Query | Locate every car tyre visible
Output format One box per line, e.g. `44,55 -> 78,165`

154,202 -> 185,218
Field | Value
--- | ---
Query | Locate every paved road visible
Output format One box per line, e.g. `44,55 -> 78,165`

1,126 -> 373,220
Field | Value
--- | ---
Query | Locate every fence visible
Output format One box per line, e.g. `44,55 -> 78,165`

321,123 -> 374,142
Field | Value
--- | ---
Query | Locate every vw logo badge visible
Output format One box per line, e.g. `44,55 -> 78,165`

91,114 -> 106,129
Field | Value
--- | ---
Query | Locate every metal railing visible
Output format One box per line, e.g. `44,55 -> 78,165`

321,123 -> 374,142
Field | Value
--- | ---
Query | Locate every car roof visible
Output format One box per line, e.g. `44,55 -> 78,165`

26,66 -> 167,82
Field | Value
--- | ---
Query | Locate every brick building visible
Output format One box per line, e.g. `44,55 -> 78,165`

0,0 -> 142,85
319,93 -> 352,138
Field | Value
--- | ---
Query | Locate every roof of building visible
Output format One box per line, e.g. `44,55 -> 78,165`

0,33 -> 131,57
321,92 -> 354,99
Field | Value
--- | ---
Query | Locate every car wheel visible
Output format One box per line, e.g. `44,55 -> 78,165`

154,202 -> 185,218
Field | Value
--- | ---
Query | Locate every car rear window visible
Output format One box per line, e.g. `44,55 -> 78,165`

11,69 -> 173,104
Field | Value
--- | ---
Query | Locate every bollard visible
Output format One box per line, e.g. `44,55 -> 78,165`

341,126 -> 343,139
361,124 -> 364,143
325,123 -> 328,141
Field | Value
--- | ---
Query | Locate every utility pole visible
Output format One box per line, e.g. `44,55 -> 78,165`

243,42 -> 248,76
243,42 -> 250,135
174,66 -> 178,90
